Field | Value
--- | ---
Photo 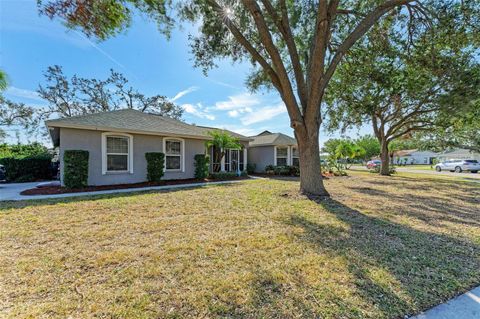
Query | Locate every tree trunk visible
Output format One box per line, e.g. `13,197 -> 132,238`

296,129 -> 329,197
380,139 -> 390,176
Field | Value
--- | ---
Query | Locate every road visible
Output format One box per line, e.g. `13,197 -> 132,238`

350,165 -> 480,180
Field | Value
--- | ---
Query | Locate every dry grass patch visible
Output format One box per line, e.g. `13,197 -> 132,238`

0,175 -> 479,318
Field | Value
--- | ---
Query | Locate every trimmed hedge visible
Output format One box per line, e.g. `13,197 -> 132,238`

246,163 -> 256,174
265,165 -> 300,176
145,152 -> 165,182
194,154 -> 209,179
0,154 -> 53,182
210,171 -> 247,180
64,150 -> 89,189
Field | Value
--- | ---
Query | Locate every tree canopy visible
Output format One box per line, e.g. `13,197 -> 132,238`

37,0 -> 480,194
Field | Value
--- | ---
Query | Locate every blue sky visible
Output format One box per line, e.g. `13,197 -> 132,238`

0,0 -> 369,146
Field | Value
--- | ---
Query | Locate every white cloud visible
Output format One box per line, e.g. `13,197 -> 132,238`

5,87 -> 43,102
181,103 -> 215,120
214,93 -> 260,111
170,86 -> 199,102
240,103 -> 287,125
227,107 -> 252,118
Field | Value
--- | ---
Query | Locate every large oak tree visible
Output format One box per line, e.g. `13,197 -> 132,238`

38,0 -> 478,195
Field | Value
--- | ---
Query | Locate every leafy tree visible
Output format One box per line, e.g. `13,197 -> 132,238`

323,139 -> 365,173
37,65 -> 183,120
0,142 -> 49,159
354,135 -> 380,161
38,0 -> 480,195
0,70 -> 34,138
205,130 -> 241,172
422,101 -> 480,153
326,13 -> 480,175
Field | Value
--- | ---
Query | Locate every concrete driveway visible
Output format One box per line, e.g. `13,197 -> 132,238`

0,182 -> 39,201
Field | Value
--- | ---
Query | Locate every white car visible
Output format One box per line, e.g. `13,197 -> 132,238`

435,160 -> 480,173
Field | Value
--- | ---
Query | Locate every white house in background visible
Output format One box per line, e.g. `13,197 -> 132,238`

437,148 -> 480,162
392,149 -> 438,165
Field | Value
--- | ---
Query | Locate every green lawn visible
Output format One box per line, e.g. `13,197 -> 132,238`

396,165 -> 434,171
1,174 -> 479,318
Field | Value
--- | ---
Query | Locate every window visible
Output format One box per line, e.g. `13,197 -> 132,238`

102,133 -> 133,174
164,138 -> 183,171
291,146 -> 299,167
276,146 -> 288,166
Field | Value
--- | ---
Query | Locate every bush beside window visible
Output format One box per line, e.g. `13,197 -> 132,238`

145,152 -> 165,182
194,154 -> 209,179
246,163 -> 256,174
63,150 -> 89,189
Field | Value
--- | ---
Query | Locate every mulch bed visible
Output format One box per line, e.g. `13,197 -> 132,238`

20,176 -> 250,196
252,172 -> 336,178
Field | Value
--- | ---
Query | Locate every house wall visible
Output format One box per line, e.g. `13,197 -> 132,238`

392,151 -> 437,165
248,146 -> 275,172
59,128 -> 207,186
437,149 -> 480,162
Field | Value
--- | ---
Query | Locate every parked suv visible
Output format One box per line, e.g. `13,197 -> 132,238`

435,159 -> 480,173
0,164 -> 5,182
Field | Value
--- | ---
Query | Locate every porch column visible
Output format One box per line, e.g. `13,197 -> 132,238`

220,148 -> 226,172
243,147 -> 247,171
287,146 -> 291,166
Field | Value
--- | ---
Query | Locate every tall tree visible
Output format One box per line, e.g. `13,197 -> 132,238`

326,13 -> 480,175
0,70 -> 35,138
38,0 -> 480,195
37,65 -> 184,120
205,130 -> 242,172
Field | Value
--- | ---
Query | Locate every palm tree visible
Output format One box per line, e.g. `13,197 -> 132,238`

205,130 -> 241,172
0,70 -> 8,91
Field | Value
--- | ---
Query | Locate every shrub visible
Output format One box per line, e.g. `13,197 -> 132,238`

145,152 -> 165,182
246,163 -> 256,174
194,154 -> 210,179
0,154 -> 53,182
63,150 -> 89,189
210,171 -> 247,180
264,165 -> 299,176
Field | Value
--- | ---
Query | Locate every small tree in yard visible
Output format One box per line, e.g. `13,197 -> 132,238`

38,0 -> 480,194
205,130 -> 241,172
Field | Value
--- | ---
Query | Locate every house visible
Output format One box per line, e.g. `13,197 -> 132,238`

391,149 -> 437,165
437,148 -> 480,162
46,109 -> 251,186
247,130 -> 298,172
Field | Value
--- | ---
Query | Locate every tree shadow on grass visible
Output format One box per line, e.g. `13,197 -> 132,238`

286,197 -> 480,318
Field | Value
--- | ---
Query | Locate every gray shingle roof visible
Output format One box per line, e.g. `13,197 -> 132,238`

249,132 -> 297,147
46,109 -> 250,141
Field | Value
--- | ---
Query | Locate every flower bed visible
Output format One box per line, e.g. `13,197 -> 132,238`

20,176 -> 250,196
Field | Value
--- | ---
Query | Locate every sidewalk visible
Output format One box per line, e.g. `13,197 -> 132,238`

0,178 -> 259,201
411,286 -> 480,319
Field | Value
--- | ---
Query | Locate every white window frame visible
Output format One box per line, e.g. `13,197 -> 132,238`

274,146 -> 289,166
101,132 -> 133,175
291,146 -> 299,166
163,137 -> 185,172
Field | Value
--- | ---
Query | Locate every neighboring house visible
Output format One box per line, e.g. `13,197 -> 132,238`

46,109 -> 251,186
392,149 -> 437,165
247,130 -> 298,172
437,148 -> 480,162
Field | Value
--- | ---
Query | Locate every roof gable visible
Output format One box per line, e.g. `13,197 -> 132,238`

249,131 -> 297,147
